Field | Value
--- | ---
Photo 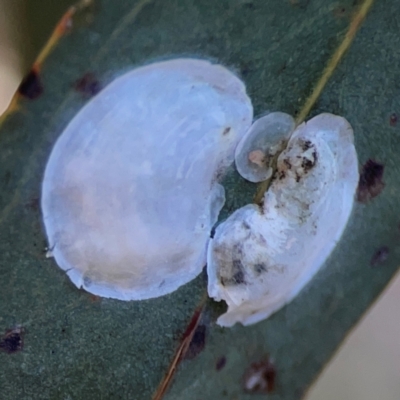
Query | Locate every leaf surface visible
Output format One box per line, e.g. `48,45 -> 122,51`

1,0 -> 399,399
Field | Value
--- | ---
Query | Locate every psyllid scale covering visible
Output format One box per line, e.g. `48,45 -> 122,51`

41,58 -> 358,327
207,114 -> 359,326
41,59 -> 253,300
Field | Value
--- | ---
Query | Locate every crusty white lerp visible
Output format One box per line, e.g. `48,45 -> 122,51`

207,113 -> 359,326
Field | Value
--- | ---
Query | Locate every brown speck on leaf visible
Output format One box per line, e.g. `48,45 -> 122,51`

88,294 -> 101,302
73,72 -> 102,97
240,62 -> 251,77
277,62 -> 287,75
243,357 -> 276,394
243,1 -> 255,10
216,356 -> 227,371
390,113 -> 397,127
184,324 -> 206,360
333,5 -> 348,18
357,159 -> 385,203
18,69 -> 43,99
370,246 -> 389,266
0,327 -> 24,354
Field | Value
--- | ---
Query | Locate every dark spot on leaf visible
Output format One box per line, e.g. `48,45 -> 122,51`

243,1 -> 255,10
184,324 -> 206,360
18,69 -> 43,99
207,35 -> 216,44
0,327 -> 24,354
390,113 -> 397,127
222,127 -> 231,136
179,306 -> 202,344
277,62 -> 287,75
216,356 -> 227,371
370,246 -> 389,266
240,62 -> 251,77
73,72 -> 102,97
333,6 -> 348,18
88,294 -> 101,302
357,159 -> 385,203
243,357 -> 276,394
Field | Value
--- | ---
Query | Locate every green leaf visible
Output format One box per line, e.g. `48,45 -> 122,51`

1,0 -> 399,399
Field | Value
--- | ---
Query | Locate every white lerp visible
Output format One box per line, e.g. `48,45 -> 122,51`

207,113 -> 359,326
41,59 -> 253,300
234,112 -> 295,183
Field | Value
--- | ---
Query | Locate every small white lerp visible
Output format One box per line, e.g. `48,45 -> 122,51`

234,112 -> 295,183
207,113 -> 359,326
41,58 -> 253,300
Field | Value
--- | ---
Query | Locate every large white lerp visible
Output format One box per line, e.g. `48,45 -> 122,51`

41,59 -> 253,301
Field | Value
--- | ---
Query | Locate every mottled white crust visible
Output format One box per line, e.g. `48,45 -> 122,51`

41,58 -> 253,300
207,113 -> 359,326
235,112 -> 295,182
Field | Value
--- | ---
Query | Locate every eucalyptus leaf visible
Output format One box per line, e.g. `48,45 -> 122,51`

1,0 -> 399,399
